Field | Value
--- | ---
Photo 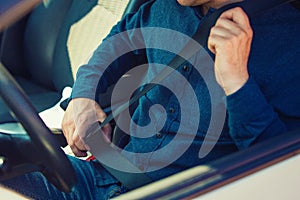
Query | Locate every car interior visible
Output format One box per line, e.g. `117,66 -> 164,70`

0,0 -> 148,123
0,0 -> 300,199
0,0 -> 149,193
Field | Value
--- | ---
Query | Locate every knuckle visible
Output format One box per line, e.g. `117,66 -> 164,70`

248,27 -> 253,38
76,115 -> 86,125
227,34 -> 237,44
62,115 -> 74,126
210,26 -> 217,33
69,143 -> 76,151
234,28 -> 249,41
239,29 -> 247,38
234,7 -> 243,13
62,120 -> 71,128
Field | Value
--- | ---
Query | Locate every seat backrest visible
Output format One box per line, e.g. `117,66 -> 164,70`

2,0 -> 130,90
23,0 -> 73,90
2,0 -> 150,94
53,0 -> 130,92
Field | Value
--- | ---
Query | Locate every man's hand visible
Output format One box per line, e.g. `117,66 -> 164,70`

61,98 -> 112,157
208,7 -> 253,95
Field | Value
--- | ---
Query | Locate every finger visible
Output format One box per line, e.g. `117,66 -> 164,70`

73,128 -> 91,150
210,26 -> 234,39
214,17 -> 244,36
68,130 -> 88,157
70,145 -> 88,157
219,7 -> 251,30
67,129 -> 88,157
208,34 -> 216,54
61,119 -> 88,157
61,122 -> 75,147
208,30 -> 219,54
207,33 -> 226,54
61,106 -> 76,145
208,25 -> 243,54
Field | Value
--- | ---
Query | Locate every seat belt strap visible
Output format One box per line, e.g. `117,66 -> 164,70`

88,0 -> 294,190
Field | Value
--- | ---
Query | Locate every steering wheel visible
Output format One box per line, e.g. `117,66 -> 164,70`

0,62 -> 76,193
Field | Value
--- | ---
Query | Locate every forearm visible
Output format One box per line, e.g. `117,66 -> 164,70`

71,38 -> 138,100
226,77 -> 287,149
71,12 -> 146,101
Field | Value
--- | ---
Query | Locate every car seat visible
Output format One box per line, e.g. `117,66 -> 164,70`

0,0 -> 149,123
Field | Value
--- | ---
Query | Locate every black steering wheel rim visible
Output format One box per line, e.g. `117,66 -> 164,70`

0,62 -> 76,193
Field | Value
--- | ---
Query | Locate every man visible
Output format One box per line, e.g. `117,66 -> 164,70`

2,0 -> 300,199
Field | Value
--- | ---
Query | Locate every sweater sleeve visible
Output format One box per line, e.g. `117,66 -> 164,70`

226,77 -> 287,149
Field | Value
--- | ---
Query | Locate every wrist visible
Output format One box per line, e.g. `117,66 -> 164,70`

221,75 -> 249,96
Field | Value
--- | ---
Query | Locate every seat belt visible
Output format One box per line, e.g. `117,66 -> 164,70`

86,0 -> 294,190
291,0 -> 300,10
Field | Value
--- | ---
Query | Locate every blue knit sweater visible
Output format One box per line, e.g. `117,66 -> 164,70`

71,0 -> 300,180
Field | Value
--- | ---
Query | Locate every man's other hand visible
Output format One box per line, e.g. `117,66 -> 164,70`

208,7 -> 253,95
